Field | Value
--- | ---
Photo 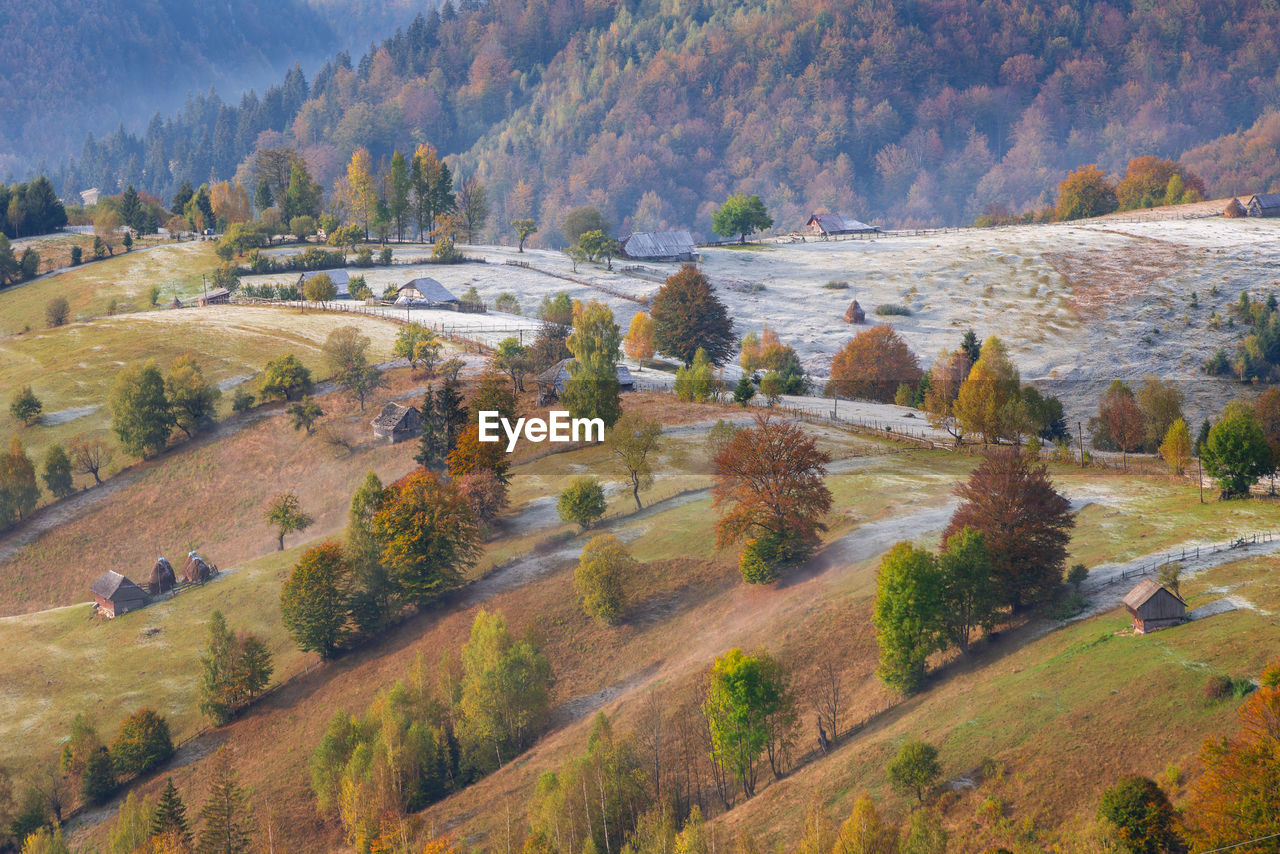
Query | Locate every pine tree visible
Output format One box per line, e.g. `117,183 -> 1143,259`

415,386 -> 449,472
199,611 -> 239,725
197,751 -> 252,854
152,778 -> 192,845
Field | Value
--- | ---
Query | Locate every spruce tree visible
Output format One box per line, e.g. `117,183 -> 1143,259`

197,751 -> 252,854
199,611 -> 239,725
415,386 -> 449,472
152,778 -> 191,844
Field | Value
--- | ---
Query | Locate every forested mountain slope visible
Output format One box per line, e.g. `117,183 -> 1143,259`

0,0 -> 340,176
46,0 -> 1280,234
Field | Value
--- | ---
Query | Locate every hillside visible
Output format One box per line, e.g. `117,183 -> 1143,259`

45,0 -> 1280,236
0,0 -> 338,176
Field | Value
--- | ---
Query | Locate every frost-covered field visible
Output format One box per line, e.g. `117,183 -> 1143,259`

245,215 -> 1280,424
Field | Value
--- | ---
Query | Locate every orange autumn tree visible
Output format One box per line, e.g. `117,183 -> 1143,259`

622,311 -> 655,362
825,325 -> 922,403
712,413 -> 833,583
1182,668 -> 1280,850
371,470 -> 480,606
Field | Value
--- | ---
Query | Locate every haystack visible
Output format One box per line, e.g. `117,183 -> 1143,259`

844,300 -> 866,324
1225,197 -> 1247,218
148,557 -> 176,595
180,551 -> 215,583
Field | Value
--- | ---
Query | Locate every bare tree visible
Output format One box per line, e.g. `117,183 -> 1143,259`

636,688 -> 665,802
68,434 -> 114,485
811,657 -> 844,742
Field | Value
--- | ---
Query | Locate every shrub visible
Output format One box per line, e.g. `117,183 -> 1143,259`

823,280 -> 849,290
739,532 -> 784,584
45,296 -> 70,327
557,476 -> 607,530
69,245 -> 82,265
111,708 -> 174,777
1204,675 -> 1255,702
1066,563 -> 1088,587
231,388 -> 254,413
1203,348 -> 1230,375
575,534 -> 634,623
377,246 -> 393,266
875,303 -> 912,316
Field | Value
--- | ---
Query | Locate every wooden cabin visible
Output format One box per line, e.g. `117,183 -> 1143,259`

805,213 -> 878,236
1123,578 -> 1186,634
395,277 -> 458,306
197,288 -> 230,306
620,231 -> 698,262
1247,193 -> 1280,218
535,358 -> 635,405
90,571 -> 148,618
371,402 -> 422,443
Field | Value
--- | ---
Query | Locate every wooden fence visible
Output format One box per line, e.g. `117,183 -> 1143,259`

1117,532 -> 1279,583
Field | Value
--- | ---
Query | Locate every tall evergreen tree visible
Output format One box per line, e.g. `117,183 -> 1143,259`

196,751 -> 252,854
152,778 -> 192,845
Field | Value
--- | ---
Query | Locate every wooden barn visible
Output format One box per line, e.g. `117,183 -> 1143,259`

180,551 -> 216,583
371,402 -> 422,443
805,213 -> 878,237
620,231 -> 698,262
395,277 -> 458,306
297,269 -> 351,298
1123,578 -> 1186,634
148,557 -> 176,595
1246,193 -> 1280,218
90,571 -> 148,618
535,358 -> 635,405
197,288 -> 230,307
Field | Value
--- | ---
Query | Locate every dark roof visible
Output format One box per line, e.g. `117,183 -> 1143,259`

397,277 -> 458,303
536,358 -> 634,392
1250,193 -> 1280,210
371,402 -> 417,429
299,268 -> 350,297
808,213 -> 876,234
200,288 -> 230,301
621,230 -> 696,259
1123,578 -> 1185,610
90,570 -> 147,602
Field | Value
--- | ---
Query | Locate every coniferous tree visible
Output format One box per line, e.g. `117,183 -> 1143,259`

152,778 -> 191,845
196,751 -> 252,854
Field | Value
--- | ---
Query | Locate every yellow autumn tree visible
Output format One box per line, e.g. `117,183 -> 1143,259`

623,311 -> 656,362
344,147 -> 377,238
832,793 -> 898,854
1159,418 -> 1192,475
210,181 -> 251,224
953,336 -> 1021,444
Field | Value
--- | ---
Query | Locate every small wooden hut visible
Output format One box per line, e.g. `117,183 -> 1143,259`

372,402 -> 422,442
844,300 -> 866,324
180,551 -> 216,583
197,288 -> 230,307
1123,578 -> 1186,634
148,557 -> 176,595
1247,193 -> 1280,217
90,571 -> 148,618
535,358 -> 635,405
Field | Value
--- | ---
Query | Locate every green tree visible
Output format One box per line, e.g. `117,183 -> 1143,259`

345,472 -> 393,635
388,149 -> 411,241
199,611 -> 240,726
703,648 -> 789,798
166,353 -> 221,438
733,375 -> 756,407
575,534 -> 635,624
283,161 -> 322,224
873,542 -> 943,694
557,476 -> 607,530
286,398 -> 323,434
9,386 -> 42,426
674,348 -> 716,402
512,218 -> 537,252
258,354 -> 313,401
562,300 -> 623,427
324,325 -> 383,410
711,193 -> 773,243
110,362 -> 174,458
40,444 -> 73,498
887,739 -> 941,803
151,778 -> 191,846
562,206 -> 609,246
937,527 -> 997,654
196,750 -> 252,854
1097,775 -> 1177,854
59,712 -> 103,791
265,492 -> 312,550
494,337 -> 530,393
393,323 -> 441,372
1202,400 -> 1272,498
457,609 -> 553,771
281,541 -> 353,660
303,272 -> 338,304
81,748 -> 116,805
650,265 -> 737,366
371,470 -> 480,606
109,790 -> 155,854
254,180 -> 274,214
110,708 -> 173,777
609,412 -> 662,510
578,229 -> 620,268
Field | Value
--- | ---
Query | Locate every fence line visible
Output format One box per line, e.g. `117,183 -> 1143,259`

1116,532 -> 1278,583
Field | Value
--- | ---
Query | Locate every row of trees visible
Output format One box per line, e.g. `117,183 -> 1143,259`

875,448 -> 1074,693
309,608 -> 552,847
0,177 -> 66,240
1051,156 -> 1205,221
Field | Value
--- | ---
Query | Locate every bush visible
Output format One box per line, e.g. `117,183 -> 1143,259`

1066,563 -> 1088,587
875,303 -> 912,316
823,280 -> 849,290
1204,348 -> 1230,375
739,532 -> 784,584
231,388 -> 254,413
574,534 -> 634,624
377,246 -> 393,266
45,296 -> 70,327
1044,590 -> 1088,621
557,476 -> 607,530
111,708 -> 174,777
1204,674 -> 1255,702
69,245 -> 82,265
